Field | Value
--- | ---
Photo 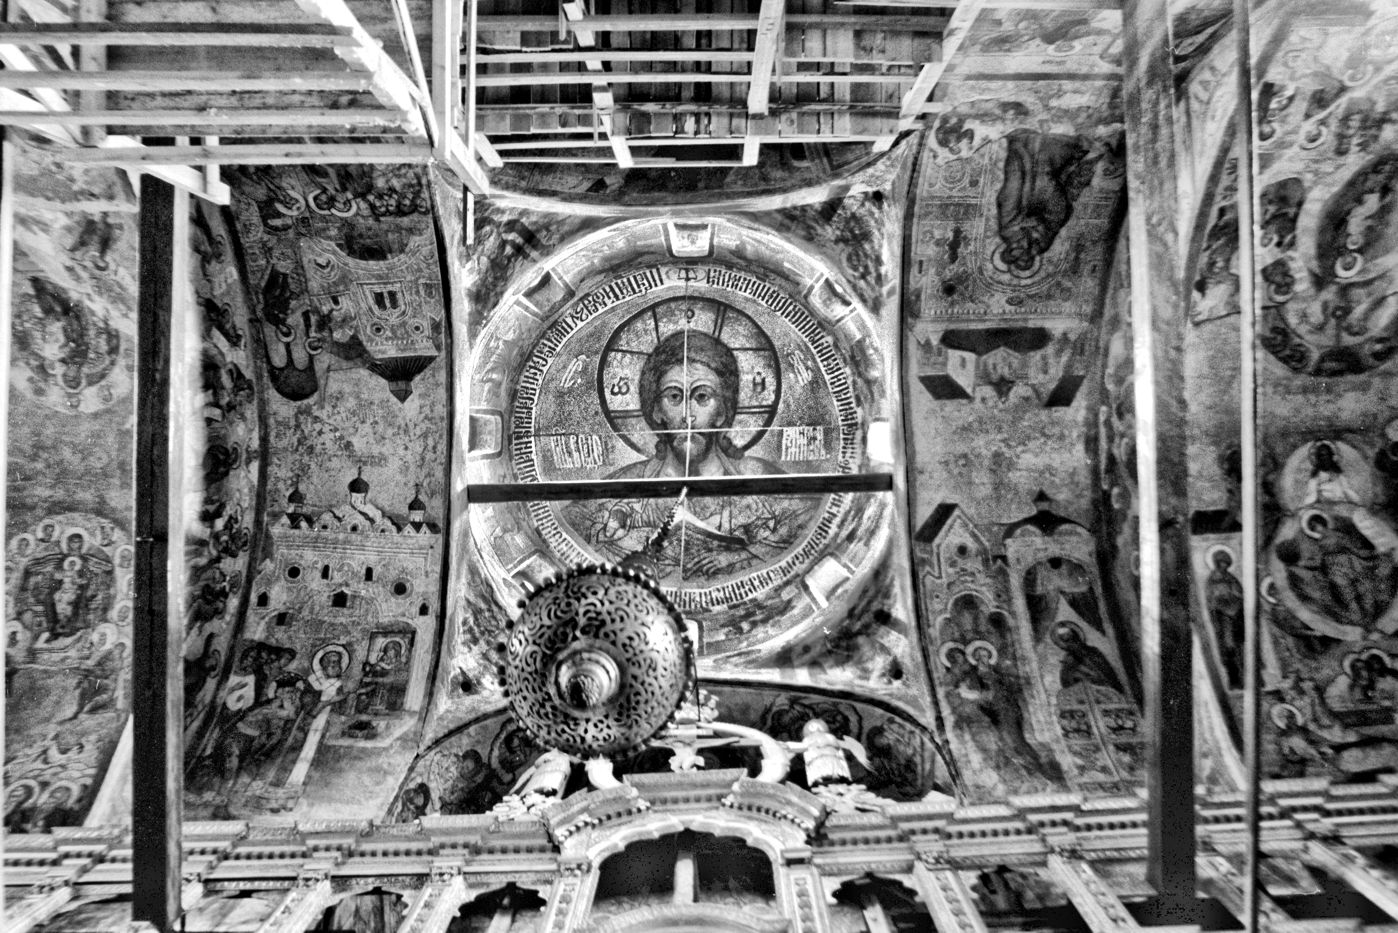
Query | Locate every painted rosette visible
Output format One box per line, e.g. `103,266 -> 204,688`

499,564 -> 693,757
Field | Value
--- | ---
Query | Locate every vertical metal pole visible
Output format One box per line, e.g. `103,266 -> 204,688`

132,172 -> 183,932
1231,0 -> 1264,928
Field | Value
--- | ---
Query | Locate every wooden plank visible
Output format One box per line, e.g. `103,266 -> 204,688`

290,0 -> 427,138
0,40 -> 80,142
478,101 -> 900,114
387,0 -> 435,140
837,0 -> 1115,7
76,0 -> 105,145
443,131 -> 491,195
0,107 -> 405,125
474,131 -> 503,167
479,49 -> 754,64
0,70 -> 375,90
60,141 -> 432,165
463,0 -> 475,156
1119,0 -> 1197,917
489,133 -> 887,148
467,472 -> 893,504
742,136 -> 760,165
746,0 -> 785,115
896,0 -> 983,125
476,13 -> 946,31
0,74 -> 229,202
474,71 -> 916,86
0,22 -> 358,46
432,0 -> 458,162
560,0 -> 631,169
132,171 -> 183,933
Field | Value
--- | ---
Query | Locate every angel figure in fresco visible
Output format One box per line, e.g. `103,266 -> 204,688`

1025,557 -> 1105,638
22,532 -> 112,645
1052,621 -> 1125,694
61,639 -> 127,720
1277,511 -> 1391,629
1304,441 -> 1398,558
358,636 -> 410,713
941,641 -> 1059,787
1324,649 -> 1398,717
966,641 -> 1062,782
1206,548 -> 1247,690
1271,703 -> 1335,778
1270,440 -> 1398,635
197,672 -> 304,817
995,130 -> 1100,274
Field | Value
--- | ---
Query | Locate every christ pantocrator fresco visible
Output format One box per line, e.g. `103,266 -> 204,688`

511,266 -> 863,609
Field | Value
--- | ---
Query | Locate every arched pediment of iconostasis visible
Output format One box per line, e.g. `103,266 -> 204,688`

903,58 -> 1142,800
183,165 -> 452,823
1173,4 -> 1398,787
391,683 -> 947,822
430,144 -> 932,748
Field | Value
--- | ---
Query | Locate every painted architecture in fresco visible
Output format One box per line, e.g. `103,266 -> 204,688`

185,470 -> 440,820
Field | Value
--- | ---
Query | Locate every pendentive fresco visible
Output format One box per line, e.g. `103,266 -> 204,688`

433,148 -> 933,764
1176,6 -> 1398,784
183,166 -> 450,821
5,140 -> 138,832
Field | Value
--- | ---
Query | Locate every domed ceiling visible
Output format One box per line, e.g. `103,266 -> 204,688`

13,0 -> 1398,836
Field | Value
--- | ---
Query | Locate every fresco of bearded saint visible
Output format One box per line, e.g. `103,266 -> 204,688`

609,330 -> 783,479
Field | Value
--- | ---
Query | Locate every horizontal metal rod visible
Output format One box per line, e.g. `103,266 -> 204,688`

467,472 -> 893,503
0,22 -> 357,46
0,70 -> 373,91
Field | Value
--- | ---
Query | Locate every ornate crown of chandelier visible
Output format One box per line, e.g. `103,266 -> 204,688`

495,493 -> 695,758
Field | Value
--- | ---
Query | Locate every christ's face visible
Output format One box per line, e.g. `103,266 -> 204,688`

653,361 -> 725,462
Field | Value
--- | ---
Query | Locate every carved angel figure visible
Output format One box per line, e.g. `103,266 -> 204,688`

786,718 -> 869,788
